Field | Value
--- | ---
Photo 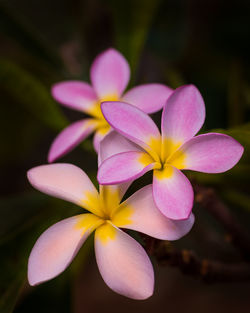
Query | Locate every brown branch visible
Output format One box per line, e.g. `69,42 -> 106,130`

143,183 -> 250,283
193,184 -> 250,260
154,241 -> 250,283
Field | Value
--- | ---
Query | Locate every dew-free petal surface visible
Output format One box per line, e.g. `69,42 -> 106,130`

172,133 -> 244,173
161,85 -> 205,145
52,81 -> 97,113
28,214 -> 101,286
90,48 -> 130,99
98,131 -> 141,201
101,101 -> 160,151
98,151 -> 155,185
99,131 -> 141,165
112,185 -> 195,240
95,224 -> 154,299
122,83 -> 173,114
93,127 -> 111,153
153,166 -> 194,220
48,119 -> 96,163
27,164 -> 99,213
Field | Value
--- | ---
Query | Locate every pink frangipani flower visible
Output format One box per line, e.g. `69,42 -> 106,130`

49,48 -> 173,162
97,84 -> 244,220
27,163 -> 194,299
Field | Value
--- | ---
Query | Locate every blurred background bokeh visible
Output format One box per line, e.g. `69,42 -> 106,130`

1,0 -> 250,312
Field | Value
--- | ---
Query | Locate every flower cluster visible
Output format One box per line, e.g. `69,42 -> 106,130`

27,48 -> 243,300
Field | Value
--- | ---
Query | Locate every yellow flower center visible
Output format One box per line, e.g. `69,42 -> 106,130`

76,185 -> 133,244
86,94 -> 119,133
142,136 -> 186,177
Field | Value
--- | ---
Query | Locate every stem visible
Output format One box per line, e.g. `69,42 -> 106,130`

154,241 -> 250,283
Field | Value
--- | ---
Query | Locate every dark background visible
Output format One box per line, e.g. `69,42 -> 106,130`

0,0 -> 250,312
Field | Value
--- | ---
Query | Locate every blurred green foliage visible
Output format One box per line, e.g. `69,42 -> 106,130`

0,0 -> 250,312
107,0 -> 161,80
0,3 -> 63,70
0,59 -> 68,131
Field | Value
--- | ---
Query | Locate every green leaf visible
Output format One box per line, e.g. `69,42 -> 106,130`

0,192 -> 50,244
0,191 -> 84,245
108,0 -> 161,79
164,67 -> 186,89
227,61 -> 244,127
222,190 -> 250,213
190,164 -> 250,187
0,58 -> 68,130
0,228 -> 30,313
0,3 -> 63,70
0,275 -> 26,313
237,122 -> 250,131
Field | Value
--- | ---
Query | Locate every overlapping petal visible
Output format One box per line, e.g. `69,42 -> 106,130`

112,185 -> 195,240
50,50 -> 173,162
27,164 -> 100,215
48,119 -> 97,163
95,223 -> 154,299
101,101 -> 161,152
122,83 -> 173,114
153,166 -> 194,220
171,133 -> 244,173
161,85 -> 205,146
98,132 -> 140,201
99,185 -> 124,215
93,127 -> 111,153
90,49 -> 130,99
28,214 -> 102,286
99,131 -> 142,165
97,151 -> 155,185
51,81 -> 97,113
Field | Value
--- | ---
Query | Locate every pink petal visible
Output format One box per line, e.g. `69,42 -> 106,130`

28,214 -> 101,285
48,119 -> 96,162
172,133 -> 244,173
161,85 -> 205,145
122,83 -> 173,114
27,164 -> 99,213
90,48 -> 130,99
99,130 -> 141,165
153,166 -> 194,220
52,81 -> 97,113
98,131 -> 142,198
101,101 -> 161,152
93,127 -> 111,153
95,224 -> 154,299
113,185 -> 195,240
97,151 -> 155,185
99,185 -> 126,214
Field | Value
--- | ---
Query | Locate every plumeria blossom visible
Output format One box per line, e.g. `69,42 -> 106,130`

48,48 -> 173,162
27,163 -> 194,299
97,84 -> 244,220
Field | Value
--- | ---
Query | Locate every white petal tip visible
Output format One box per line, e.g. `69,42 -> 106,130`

28,280 -> 38,287
26,169 -> 34,184
134,288 -> 154,300
28,274 -> 43,287
114,283 -> 154,300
